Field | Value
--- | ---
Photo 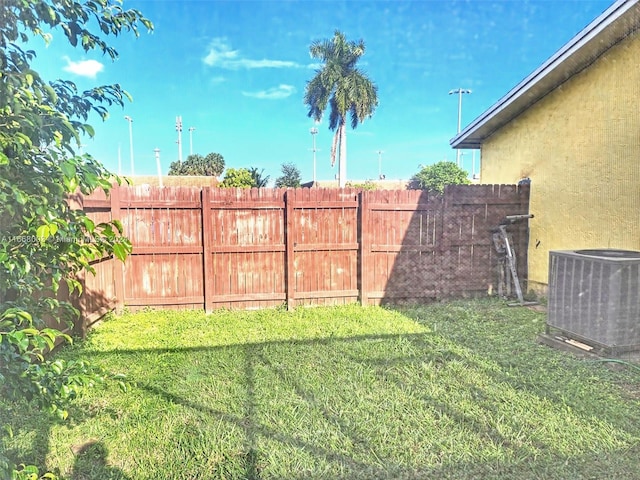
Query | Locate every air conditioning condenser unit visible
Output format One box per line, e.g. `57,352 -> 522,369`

547,249 -> 640,354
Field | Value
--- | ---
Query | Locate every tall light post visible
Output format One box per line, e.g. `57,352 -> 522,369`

310,127 -> 318,183
472,150 -> 477,179
449,88 -> 471,167
377,150 -> 384,179
154,147 -> 163,187
188,126 -> 195,156
176,116 -> 183,164
124,115 -> 134,175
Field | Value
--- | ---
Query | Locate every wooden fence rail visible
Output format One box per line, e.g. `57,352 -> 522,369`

70,184 -> 529,325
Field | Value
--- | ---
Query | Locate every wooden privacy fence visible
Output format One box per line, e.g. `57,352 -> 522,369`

72,184 -> 529,322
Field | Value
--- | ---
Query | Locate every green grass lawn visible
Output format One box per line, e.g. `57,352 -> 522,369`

3,299 -> 640,479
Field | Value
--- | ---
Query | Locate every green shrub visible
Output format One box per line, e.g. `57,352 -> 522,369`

0,1 -> 151,477
412,161 -> 470,193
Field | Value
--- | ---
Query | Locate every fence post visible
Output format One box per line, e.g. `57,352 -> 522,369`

518,183 -> 531,290
285,189 -> 295,310
358,191 -> 370,306
110,185 -> 125,312
439,187 -> 451,298
201,187 -> 214,312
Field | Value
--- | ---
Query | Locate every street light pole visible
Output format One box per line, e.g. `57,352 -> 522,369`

176,116 -> 183,164
310,127 -> 318,183
472,150 -> 476,179
189,126 -> 195,156
448,88 -> 471,167
124,115 -> 134,176
377,150 -> 384,179
154,148 -> 162,187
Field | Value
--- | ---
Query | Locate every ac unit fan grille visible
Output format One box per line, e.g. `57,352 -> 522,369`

547,250 -> 640,351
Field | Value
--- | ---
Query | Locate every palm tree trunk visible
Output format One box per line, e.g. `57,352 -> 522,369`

338,122 -> 347,188
331,129 -> 339,168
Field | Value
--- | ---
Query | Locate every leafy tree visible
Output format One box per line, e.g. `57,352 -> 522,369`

168,152 -> 225,177
0,1 -> 151,477
304,30 -> 378,188
248,167 -> 270,188
220,168 -> 254,188
274,162 -> 302,188
412,161 -> 470,193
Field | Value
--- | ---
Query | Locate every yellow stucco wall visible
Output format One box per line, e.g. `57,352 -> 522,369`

481,31 -> 640,292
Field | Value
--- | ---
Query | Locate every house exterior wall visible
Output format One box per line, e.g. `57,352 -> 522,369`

480,31 -> 640,292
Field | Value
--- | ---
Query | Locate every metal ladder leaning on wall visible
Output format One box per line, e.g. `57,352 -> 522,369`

492,214 -> 538,307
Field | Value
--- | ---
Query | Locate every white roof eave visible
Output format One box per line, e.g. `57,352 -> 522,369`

451,0 -> 640,150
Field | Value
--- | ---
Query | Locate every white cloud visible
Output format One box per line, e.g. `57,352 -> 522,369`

242,84 -> 296,100
234,59 -> 298,69
210,75 -> 226,85
202,38 -> 239,66
203,38 -> 299,70
63,57 -> 104,78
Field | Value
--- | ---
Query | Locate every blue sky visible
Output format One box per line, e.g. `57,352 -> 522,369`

31,0 -> 613,184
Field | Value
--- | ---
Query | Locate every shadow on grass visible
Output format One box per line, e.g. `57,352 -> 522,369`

0,391 -> 132,480
70,440 -> 130,480
117,330 -> 640,477
6,319 -> 640,479
138,343 -> 381,479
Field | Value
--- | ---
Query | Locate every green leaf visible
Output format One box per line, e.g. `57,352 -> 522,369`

0,151 -> 8,165
16,310 -> 33,324
43,84 -> 58,105
82,216 -> 95,233
67,177 -> 80,192
60,160 -> 76,179
14,189 -> 28,205
9,331 -> 29,352
84,171 -> 99,188
113,242 -> 128,262
83,124 -> 95,137
50,361 -> 64,375
112,219 -> 124,234
18,463 -> 39,476
45,5 -> 56,23
40,333 -> 55,352
36,224 -> 51,242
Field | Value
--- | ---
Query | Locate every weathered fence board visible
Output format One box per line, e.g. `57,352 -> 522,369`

72,184 -> 529,317
289,188 -> 360,308
205,187 -> 286,310
364,190 -> 444,304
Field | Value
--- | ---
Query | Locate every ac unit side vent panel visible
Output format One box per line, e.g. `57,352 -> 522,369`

547,250 -> 640,350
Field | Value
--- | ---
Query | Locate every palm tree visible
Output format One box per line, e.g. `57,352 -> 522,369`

248,167 -> 270,188
304,30 -> 378,188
